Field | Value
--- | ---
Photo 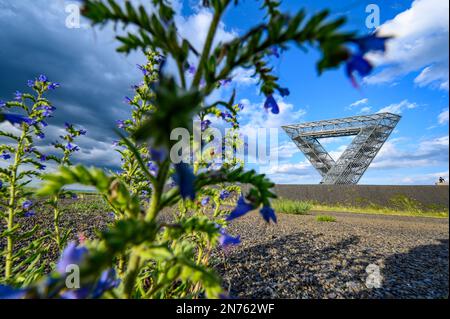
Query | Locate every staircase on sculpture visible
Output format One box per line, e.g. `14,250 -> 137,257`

282,113 -> 401,184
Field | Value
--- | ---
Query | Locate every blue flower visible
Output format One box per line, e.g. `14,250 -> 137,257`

38,164 -> 46,171
173,162 -> 196,200
123,96 -> 132,104
264,94 -> 279,114
39,154 -> 47,162
345,54 -> 373,88
0,100 -> 6,108
48,82 -> 60,90
269,46 -> 280,58
219,190 -> 230,200
259,206 -> 277,223
116,120 -> 126,129
278,87 -> 290,97
92,269 -> 121,298
237,103 -> 244,110
201,197 -> 210,206
79,129 -> 87,135
24,210 -> 35,218
14,91 -> 22,100
150,148 -> 168,162
147,161 -> 158,174
27,80 -> 35,88
137,64 -> 148,76
40,120 -> 48,127
36,132 -> 45,139
218,228 -> 240,248
22,200 -> 33,210
187,64 -> 196,75
71,194 -> 78,200
38,74 -> 48,83
112,140 -> 119,147
24,146 -> 36,153
1,113 -> 28,125
1,151 -> 11,160
201,119 -> 211,132
226,195 -> 254,221
64,122 -> 72,129
351,32 -> 390,55
107,212 -> 115,218
0,180 -> 2,188
220,112 -> 232,120
66,143 -> 80,152
0,285 -> 27,299
219,78 -> 232,86
56,242 -> 89,275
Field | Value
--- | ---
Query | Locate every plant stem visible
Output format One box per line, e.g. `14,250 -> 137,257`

192,4 -> 226,87
4,127 -> 27,281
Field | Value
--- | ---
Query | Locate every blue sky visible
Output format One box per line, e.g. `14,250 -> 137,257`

0,0 -> 448,185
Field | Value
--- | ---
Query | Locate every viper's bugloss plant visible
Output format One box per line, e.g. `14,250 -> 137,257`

0,75 -> 60,284
0,0 -> 390,299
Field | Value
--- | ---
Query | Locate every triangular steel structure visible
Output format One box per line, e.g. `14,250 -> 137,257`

282,113 -> 401,184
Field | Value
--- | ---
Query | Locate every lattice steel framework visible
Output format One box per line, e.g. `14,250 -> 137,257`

282,113 -> 401,184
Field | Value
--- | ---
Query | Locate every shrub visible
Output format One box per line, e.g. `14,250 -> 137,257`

316,215 -> 337,222
272,199 -> 312,215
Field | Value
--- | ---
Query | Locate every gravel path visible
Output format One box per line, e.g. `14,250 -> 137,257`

215,211 -> 449,299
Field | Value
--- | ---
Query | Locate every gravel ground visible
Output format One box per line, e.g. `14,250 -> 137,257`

215,211 -> 449,299
2,198 -> 448,299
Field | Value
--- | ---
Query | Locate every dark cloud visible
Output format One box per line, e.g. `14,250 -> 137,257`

0,0 -> 146,170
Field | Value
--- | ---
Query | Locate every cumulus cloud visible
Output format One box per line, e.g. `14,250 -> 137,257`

365,0 -> 449,90
377,99 -> 417,114
438,109 -> 449,125
371,135 -> 449,169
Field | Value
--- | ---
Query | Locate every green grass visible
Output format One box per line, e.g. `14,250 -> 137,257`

272,199 -> 312,215
273,198 -> 448,218
316,215 -> 336,222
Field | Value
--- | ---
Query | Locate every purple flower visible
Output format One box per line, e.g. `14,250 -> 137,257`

201,197 -> 210,206
64,122 -> 72,129
218,228 -> 240,248
259,206 -> 277,223
150,148 -> 168,162
187,64 -> 196,75
351,32 -> 390,55
220,112 -> 232,120
226,195 -> 254,221
219,78 -> 232,86
66,143 -> 79,152
22,200 -> 33,210
0,285 -> 27,299
92,269 -> 121,298
0,180 -> 2,188
237,103 -> 244,110
264,94 -> 279,114
123,96 -> 133,104
147,161 -> 158,174
137,64 -> 148,76
27,80 -> 35,88
56,242 -> 89,274
36,132 -> 45,139
40,120 -> 48,127
201,119 -> 211,132
1,152 -> 11,160
269,46 -> 280,58
116,120 -> 126,129
107,212 -> 115,218
39,154 -> 47,162
48,82 -> 60,90
112,140 -> 119,147
1,113 -> 28,125
24,210 -> 35,218
79,129 -> 87,135
38,164 -> 46,171
14,91 -> 22,100
278,87 -> 290,97
219,190 -> 230,200
173,162 -> 196,200
71,194 -> 78,200
345,54 -> 373,88
38,74 -> 48,83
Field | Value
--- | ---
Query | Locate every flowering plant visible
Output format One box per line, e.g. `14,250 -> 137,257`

0,0 -> 389,299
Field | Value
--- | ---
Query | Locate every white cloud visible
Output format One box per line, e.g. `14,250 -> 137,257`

438,108 -> 449,125
371,135 -> 449,169
365,0 -> 449,90
349,98 -> 368,108
377,99 -> 417,114
360,106 -> 372,113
